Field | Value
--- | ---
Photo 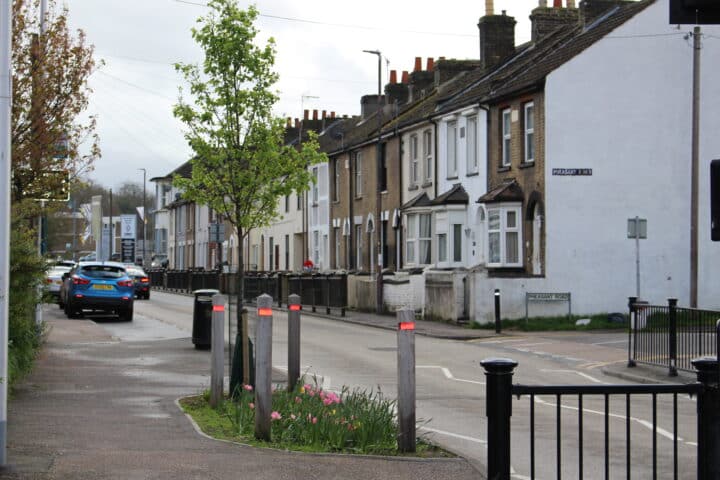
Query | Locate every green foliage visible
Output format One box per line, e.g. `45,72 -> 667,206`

8,212 -> 46,385
181,379 -> 447,456
173,1 -> 327,238
471,313 -> 626,331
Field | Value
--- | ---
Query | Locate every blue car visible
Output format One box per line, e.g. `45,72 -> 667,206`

61,261 -> 134,321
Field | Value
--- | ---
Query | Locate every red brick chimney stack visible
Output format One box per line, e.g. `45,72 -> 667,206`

330,111 -> 336,118
426,57 -> 434,71
303,109 -> 309,120
553,0 -> 562,7
390,70 -> 397,84
401,70 -> 409,83
413,57 -> 422,72
486,0 -> 493,15
322,110 -> 327,119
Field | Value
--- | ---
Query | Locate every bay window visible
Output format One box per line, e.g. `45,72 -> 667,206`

405,213 -> 432,265
487,205 -> 522,267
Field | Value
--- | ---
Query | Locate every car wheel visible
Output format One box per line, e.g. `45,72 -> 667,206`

65,300 -> 81,319
119,305 -> 133,322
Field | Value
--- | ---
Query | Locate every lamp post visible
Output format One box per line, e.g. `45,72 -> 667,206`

363,49 -> 384,315
138,168 -> 147,266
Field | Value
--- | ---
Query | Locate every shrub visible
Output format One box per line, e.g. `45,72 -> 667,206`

8,217 -> 46,385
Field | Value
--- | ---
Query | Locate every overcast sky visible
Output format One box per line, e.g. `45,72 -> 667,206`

64,0 -> 539,189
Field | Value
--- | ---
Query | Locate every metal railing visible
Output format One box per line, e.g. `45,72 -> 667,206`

628,297 -> 720,375
482,358 -> 719,480
147,269 -> 347,315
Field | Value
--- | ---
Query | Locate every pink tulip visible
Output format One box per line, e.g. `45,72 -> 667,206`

248,402 -> 254,410
271,411 -> 282,421
312,417 -> 318,424
243,384 -> 253,391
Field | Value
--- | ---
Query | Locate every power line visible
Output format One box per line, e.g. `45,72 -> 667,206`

95,70 -> 176,101
174,0 -> 476,38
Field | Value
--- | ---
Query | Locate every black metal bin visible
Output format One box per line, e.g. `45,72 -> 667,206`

192,289 -> 220,350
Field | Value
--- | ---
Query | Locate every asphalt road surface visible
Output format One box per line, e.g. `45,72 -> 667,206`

88,291 -> 699,479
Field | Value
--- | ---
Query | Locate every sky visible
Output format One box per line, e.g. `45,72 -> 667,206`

64,0 -> 539,189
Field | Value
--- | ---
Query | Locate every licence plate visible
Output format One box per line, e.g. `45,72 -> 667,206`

92,284 -> 114,290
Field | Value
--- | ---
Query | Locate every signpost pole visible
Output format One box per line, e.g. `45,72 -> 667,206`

397,308 -> 416,453
254,294 -> 273,441
635,216 -> 641,299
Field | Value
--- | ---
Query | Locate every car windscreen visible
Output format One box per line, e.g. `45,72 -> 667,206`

81,266 -> 125,279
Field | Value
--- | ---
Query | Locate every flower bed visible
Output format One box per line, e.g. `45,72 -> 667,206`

180,379 -> 451,457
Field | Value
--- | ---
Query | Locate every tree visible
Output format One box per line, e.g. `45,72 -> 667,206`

173,0 -> 326,387
10,0 -> 100,210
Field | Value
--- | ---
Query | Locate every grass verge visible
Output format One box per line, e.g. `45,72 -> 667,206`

180,382 -> 453,458
470,313 -> 627,331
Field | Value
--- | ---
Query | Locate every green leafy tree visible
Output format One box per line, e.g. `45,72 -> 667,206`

173,0 -> 326,386
11,0 -> 100,210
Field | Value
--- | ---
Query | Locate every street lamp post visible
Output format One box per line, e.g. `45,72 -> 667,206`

138,168 -> 147,266
363,49 -> 384,314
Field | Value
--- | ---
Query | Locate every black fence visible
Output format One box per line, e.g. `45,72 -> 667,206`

628,297 -> 720,375
147,269 -> 347,316
482,357 -> 719,480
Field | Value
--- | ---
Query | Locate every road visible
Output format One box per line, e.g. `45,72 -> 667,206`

96,291 -> 698,479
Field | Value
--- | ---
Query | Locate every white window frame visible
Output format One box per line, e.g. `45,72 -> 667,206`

501,108 -> 511,167
354,152 -> 363,197
486,204 -> 523,268
466,116 -> 478,174
453,223 -> 463,263
355,224 -> 363,269
437,233 -> 447,262
447,121 -> 458,178
423,129 -> 432,182
524,102 -> 534,164
313,230 -> 319,265
405,215 -> 416,265
410,134 -> 419,186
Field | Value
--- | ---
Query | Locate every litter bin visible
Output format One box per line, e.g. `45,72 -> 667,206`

192,289 -> 220,350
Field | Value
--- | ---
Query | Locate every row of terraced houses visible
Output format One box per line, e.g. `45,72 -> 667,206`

150,0 -> 720,323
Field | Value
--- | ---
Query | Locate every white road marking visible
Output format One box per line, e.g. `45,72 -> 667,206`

514,342 -> 551,348
420,426 -> 486,444
531,396 -> 690,445
417,365 -> 485,385
540,369 -> 608,384
476,338 -> 529,344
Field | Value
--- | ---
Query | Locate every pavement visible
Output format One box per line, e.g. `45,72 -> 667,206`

2,308 -> 480,480
3,302 -> 699,479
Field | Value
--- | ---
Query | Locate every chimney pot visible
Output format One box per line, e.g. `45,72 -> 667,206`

294,118 -> 300,128
553,0 -> 562,7
312,109 -> 318,120
303,109 -> 309,120
426,57 -> 434,71
502,9 -> 506,15
286,117 -> 291,127
485,0 -> 494,15
331,111 -> 336,118
567,0 -> 575,7
322,110 -> 327,119
414,57 -> 422,72
390,70 -> 397,83
401,70 -> 409,83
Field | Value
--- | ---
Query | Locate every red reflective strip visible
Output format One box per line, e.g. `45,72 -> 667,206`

257,307 -> 273,317
212,305 -> 224,312
289,304 -> 301,311
398,322 -> 415,331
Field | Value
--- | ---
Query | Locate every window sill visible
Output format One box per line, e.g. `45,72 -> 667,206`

312,202 -> 319,207
421,181 -> 433,188
466,171 -> 479,177
408,185 -> 419,191
497,166 -> 511,173
446,176 -> 459,181
519,161 -> 535,169
355,196 -> 363,200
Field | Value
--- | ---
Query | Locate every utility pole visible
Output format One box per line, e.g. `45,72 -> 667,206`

0,0 -> 12,467
138,168 -> 147,266
109,189 -> 113,259
363,49 -> 384,314
690,26 -> 701,308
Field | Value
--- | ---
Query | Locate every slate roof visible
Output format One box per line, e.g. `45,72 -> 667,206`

401,191 -> 432,210
430,183 -> 469,206
477,180 -> 524,203
439,0 -> 654,111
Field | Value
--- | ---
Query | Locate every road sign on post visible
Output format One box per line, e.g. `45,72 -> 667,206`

254,294 -> 273,442
396,308 -> 416,453
628,217 -> 647,298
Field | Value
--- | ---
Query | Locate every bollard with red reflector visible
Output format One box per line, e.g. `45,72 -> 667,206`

210,294 -> 227,408
254,293 -> 273,441
287,293 -> 301,391
396,307 -> 416,453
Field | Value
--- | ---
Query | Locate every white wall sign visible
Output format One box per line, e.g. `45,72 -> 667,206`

121,214 -> 136,239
